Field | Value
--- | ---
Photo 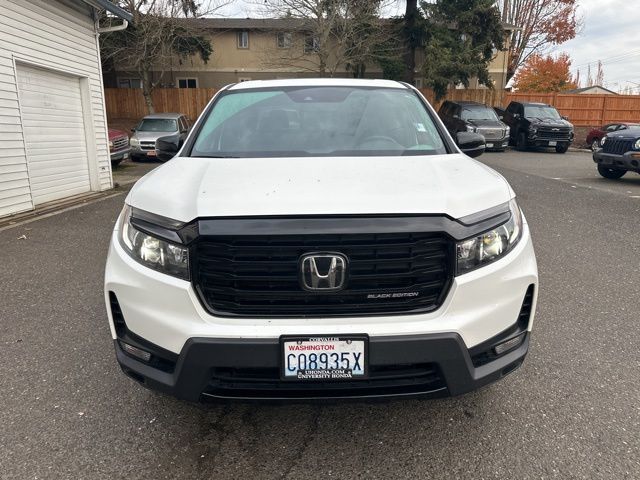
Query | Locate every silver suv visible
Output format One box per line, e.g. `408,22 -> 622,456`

130,113 -> 190,161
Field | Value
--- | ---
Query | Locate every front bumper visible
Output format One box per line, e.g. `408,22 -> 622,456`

593,149 -> 640,171
110,147 -> 131,161
105,219 -> 538,401
528,137 -> 572,147
114,329 -> 531,402
484,138 -> 509,151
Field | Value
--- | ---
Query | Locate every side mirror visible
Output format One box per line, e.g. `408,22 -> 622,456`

452,114 -> 460,119
499,115 -> 504,120
130,128 -> 136,133
513,113 -> 520,119
456,132 -> 485,158
155,134 -> 181,162
561,115 -> 570,121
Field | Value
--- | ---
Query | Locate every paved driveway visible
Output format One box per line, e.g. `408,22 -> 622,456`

1,150 -> 638,479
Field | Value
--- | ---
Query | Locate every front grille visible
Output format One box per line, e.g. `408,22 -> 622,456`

140,141 -> 155,150
112,136 -> 129,151
537,126 -> 571,141
603,138 -> 634,155
192,232 -> 453,317
203,363 -> 445,399
477,127 -> 505,140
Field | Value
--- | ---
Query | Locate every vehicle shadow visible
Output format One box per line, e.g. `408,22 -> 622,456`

128,380 -> 509,478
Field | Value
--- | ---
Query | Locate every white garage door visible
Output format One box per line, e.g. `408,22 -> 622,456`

16,64 -> 91,205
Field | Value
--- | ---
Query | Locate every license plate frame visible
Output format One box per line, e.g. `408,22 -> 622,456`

280,335 -> 369,381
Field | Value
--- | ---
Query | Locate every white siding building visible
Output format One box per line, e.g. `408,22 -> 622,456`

0,0 -> 131,217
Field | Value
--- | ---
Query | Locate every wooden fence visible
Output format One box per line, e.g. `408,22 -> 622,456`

105,87 -> 640,127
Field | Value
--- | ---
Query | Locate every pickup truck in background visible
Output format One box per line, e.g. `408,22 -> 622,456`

108,128 -> 130,167
496,101 -> 574,153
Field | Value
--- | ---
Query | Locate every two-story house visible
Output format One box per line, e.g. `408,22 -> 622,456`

104,18 -> 517,92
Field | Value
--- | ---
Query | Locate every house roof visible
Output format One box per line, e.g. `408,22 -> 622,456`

188,17 -> 309,31
80,0 -> 133,22
564,85 -> 618,95
187,17 -> 520,33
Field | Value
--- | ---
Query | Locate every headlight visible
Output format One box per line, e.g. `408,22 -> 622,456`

108,140 -> 113,150
130,137 -> 140,147
466,125 -> 476,133
529,125 -> 537,134
504,126 -> 510,136
118,205 -> 189,280
456,199 -> 523,274
634,139 -> 640,150
601,137 -> 607,146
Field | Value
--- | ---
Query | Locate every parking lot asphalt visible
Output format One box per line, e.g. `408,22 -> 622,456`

1,150 -> 639,479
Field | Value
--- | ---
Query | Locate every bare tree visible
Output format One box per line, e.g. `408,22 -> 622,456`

497,0 -> 581,83
255,0 -> 395,77
100,0 -> 228,113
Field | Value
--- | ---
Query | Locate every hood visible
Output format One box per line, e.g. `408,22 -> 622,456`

607,127 -> 640,140
467,119 -> 505,129
133,130 -> 176,141
108,128 -> 128,140
525,117 -> 573,128
127,155 -> 512,223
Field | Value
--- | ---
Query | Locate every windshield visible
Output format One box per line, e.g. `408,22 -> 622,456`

137,119 -> 178,132
190,86 -> 447,157
461,106 -> 499,122
524,106 -> 561,120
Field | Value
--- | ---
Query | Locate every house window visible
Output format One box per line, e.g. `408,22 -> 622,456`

277,32 -> 292,49
414,78 -> 423,89
237,30 -> 249,49
117,78 -> 142,88
177,78 -> 198,88
304,35 -> 320,54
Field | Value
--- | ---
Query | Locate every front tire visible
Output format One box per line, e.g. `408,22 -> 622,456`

555,143 -> 570,154
591,139 -> 600,152
597,165 -> 626,179
111,159 -> 122,168
516,132 -> 528,151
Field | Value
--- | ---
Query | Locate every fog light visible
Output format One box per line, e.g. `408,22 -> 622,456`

120,341 -> 152,362
493,333 -> 526,355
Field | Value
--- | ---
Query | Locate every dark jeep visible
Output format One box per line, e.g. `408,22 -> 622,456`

498,101 -> 574,153
593,126 -> 640,179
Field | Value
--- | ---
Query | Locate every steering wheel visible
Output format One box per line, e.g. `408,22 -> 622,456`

359,135 -> 404,148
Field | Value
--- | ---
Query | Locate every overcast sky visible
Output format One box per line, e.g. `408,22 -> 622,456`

218,0 -> 640,93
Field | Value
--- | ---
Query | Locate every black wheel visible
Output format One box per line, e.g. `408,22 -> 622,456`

555,143 -> 570,154
516,132 -> 528,151
591,139 -> 600,152
111,159 -> 122,168
597,165 -> 626,179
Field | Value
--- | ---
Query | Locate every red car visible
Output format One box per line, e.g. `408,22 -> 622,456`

108,128 -> 131,167
587,123 -> 640,151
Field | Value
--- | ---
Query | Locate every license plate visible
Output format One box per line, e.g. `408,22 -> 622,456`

486,143 -> 493,148
281,336 -> 367,380
147,150 -> 156,156
123,153 -> 129,159
548,141 -> 557,146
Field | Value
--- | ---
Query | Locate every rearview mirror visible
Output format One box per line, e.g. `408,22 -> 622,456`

155,134 -> 182,162
456,132 -> 485,158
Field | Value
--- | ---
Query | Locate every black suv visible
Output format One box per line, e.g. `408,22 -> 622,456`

593,126 -> 640,179
499,101 -> 574,153
438,100 -> 509,151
